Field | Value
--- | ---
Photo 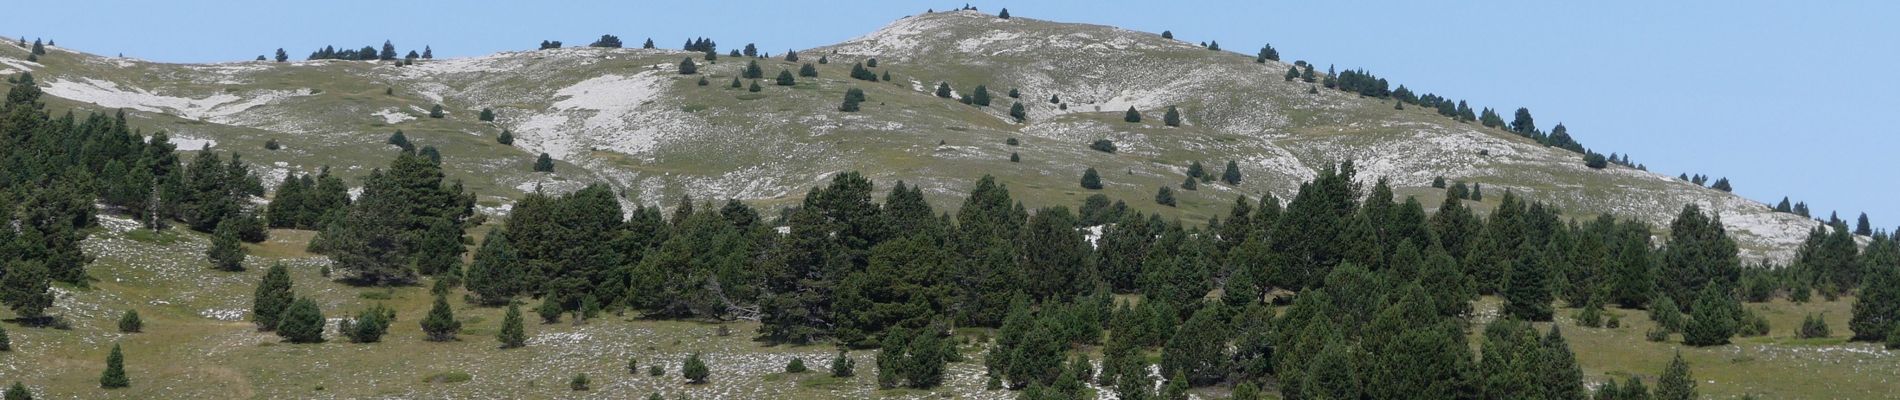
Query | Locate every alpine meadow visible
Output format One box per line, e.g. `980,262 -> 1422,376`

1,4 -> 1899,400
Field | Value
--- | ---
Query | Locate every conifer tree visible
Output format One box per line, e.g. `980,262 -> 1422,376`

380,40 -> 398,60
0,325 -> 10,352
1180,176 -> 1198,191
1220,160 -> 1241,184
748,80 -> 762,92
677,58 -> 697,74
1504,246 -> 1554,321
533,153 -> 554,172
478,108 -> 494,122
4,381 -> 28,400
1850,263 -> 1900,341
1855,213 -> 1873,236
1655,352 -> 1696,400
971,85 -> 991,106
251,263 -> 294,330
118,309 -> 142,333
421,293 -> 462,341
999,8 -> 1011,18
99,344 -> 128,389
1161,305 -> 1231,386
465,233 -> 522,306
840,88 -> 864,112
208,220 -> 246,271
1256,44 -> 1279,62
935,82 -> 952,98
830,350 -> 856,377
1080,168 -> 1103,190
1163,106 -> 1181,126
798,63 -> 818,77
1682,285 -> 1738,346
683,352 -> 710,384
1009,102 -> 1027,122
498,302 -> 526,349
0,261 -> 54,323
276,297 -> 324,343
429,104 -> 444,118
1124,107 -> 1142,123
775,69 -> 795,86
1155,186 -> 1176,207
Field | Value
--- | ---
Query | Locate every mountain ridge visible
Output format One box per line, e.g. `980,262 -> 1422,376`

0,9 -> 1819,262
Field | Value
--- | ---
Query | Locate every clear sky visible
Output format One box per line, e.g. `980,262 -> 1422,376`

15,1 -> 1899,227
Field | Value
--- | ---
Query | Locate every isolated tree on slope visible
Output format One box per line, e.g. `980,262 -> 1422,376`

421,293 -> 463,341
277,297 -> 324,343
99,344 -> 128,389
498,302 -> 526,349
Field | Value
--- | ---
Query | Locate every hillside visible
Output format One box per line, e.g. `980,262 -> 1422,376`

0,10 -> 1817,262
3,9 -> 1897,400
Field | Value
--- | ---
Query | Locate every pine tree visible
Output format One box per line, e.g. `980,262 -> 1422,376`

465,233 -> 522,306
1855,213 -> 1873,236
0,325 -> 10,351
1655,352 -> 1696,400
1161,305 -> 1232,386
252,263 -> 294,330
0,261 -> 55,322
1542,325 -> 1586,399
840,88 -> 864,112
1163,106 -> 1181,126
99,343 -> 128,389
1089,139 -> 1117,153
683,352 -> 710,384
208,220 -> 246,271
1009,102 -> 1027,122
276,297 -> 324,343
380,40 -> 398,60
429,104 -> 444,118
1503,246 -> 1554,321
971,85 -> 992,106
748,80 -> 762,92
831,350 -> 857,377
569,373 -> 590,391
775,69 -> 795,86
533,153 -> 555,172
999,8 -> 1011,18
1180,176 -> 1198,191
498,302 -> 526,348
1220,160 -> 1242,184
421,293 -> 462,341
478,108 -> 495,122
935,82 -> 953,98
678,58 -> 698,74
1124,107 -> 1142,123
497,129 -> 513,145
3,381 -> 28,400
1682,285 -> 1738,346
118,309 -> 142,333
1155,187 -> 1176,207
1009,152 -> 1020,162
1850,263 -> 1900,341
1080,168 -> 1103,190
798,63 -> 818,77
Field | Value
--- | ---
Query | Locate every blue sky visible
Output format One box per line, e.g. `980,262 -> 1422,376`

15,1 -> 1898,226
